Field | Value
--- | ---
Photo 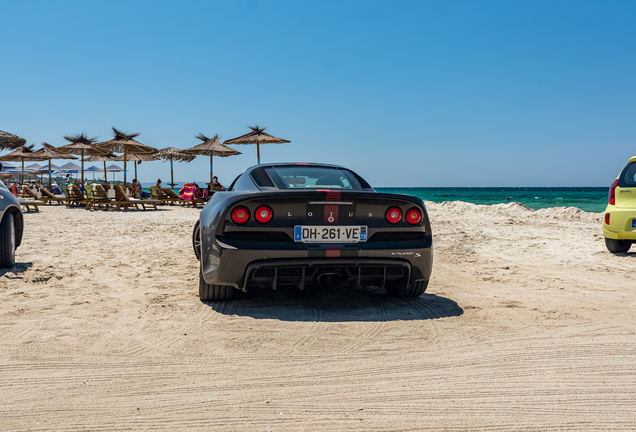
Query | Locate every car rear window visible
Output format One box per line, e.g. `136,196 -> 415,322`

619,162 -> 636,188
266,166 -> 361,190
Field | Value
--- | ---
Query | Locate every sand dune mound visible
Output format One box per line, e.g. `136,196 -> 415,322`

534,206 -> 602,222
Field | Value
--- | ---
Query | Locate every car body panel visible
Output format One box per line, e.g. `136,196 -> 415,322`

603,156 -> 636,240
0,179 -> 24,248
197,163 -> 433,292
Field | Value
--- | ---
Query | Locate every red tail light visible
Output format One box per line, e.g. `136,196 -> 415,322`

386,207 -> 402,224
231,206 -> 250,224
255,205 -> 273,223
609,179 -> 619,205
405,208 -> 422,225
605,213 -> 610,225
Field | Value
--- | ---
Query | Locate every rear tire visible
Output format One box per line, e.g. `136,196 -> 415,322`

199,267 -> 235,301
605,237 -> 632,254
193,220 -> 201,261
385,279 -> 429,298
0,212 -> 16,268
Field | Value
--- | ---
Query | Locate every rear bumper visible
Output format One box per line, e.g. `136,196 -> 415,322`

201,238 -> 433,291
602,206 -> 636,240
242,258 -> 412,291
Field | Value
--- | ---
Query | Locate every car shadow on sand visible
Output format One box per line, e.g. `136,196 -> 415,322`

0,262 -> 33,278
202,285 -> 463,322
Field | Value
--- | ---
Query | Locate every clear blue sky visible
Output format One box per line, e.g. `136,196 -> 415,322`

1,0 -> 635,187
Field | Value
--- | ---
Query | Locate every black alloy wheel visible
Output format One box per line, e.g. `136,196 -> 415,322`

193,220 -> 201,261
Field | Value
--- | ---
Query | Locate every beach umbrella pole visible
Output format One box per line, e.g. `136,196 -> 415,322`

124,145 -> 127,186
48,158 -> 52,188
21,158 -> 24,184
170,159 -> 174,188
257,140 -> 260,165
210,151 -> 214,185
134,161 -> 137,180
103,161 -> 107,183
81,149 -> 84,186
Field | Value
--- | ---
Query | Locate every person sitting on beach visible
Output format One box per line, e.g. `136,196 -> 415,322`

151,179 -> 163,199
129,179 -> 150,199
210,176 -> 225,192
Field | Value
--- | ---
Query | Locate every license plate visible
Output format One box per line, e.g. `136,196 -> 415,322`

294,226 -> 367,243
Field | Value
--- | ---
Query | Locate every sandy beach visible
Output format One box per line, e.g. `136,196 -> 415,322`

1,202 -> 635,431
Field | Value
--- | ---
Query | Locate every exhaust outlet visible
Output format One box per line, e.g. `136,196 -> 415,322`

317,272 -> 343,287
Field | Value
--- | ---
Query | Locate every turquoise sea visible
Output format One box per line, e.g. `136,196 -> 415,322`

141,183 -> 608,213
375,187 -> 608,213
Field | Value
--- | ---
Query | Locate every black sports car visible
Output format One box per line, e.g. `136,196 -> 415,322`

193,163 -> 433,301
0,162 -> 24,268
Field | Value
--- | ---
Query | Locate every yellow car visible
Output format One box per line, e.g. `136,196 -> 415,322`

603,156 -> 636,253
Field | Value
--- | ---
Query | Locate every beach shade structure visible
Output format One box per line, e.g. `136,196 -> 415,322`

104,164 -> 124,183
114,152 -> 159,182
223,125 -> 290,165
155,147 -> 196,188
25,163 -> 45,184
32,142 -> 78,187
0,130 -> 27,151
0,144 -> 47,183
184,134 -> 241,187
57,161 -> 82,172
86,153 -> 119,183
0,161 -> 17,171
57,133 -> 108,186
55,161 -> 83,180
84,165 -> 102,181
26,163 -> 45,171
94,127 -> 157,186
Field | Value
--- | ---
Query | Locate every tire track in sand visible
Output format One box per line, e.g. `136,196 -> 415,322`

337,288 -> 390,354
194,300 -> 227,322
281,288 -> 327,354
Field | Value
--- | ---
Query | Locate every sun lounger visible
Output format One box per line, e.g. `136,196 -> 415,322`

62,184 -> 87,207
114,185 -> 160,210
162,188 -> 181,203
149,185 -> 177,205
21,185 -> 49,205
85,184 -> 111,211
39,187 -> 66,205
92,184 -> 132,210
19,200 -> 41,212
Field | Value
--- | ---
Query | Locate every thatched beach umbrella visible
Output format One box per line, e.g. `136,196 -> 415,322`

86,153 -> 119,183
57,133 -> 107,186
94,128 -> 157,186
224,125 -> 289,165
0,130 -> 26,151
114,152 -> 159,181
183,134 -> 241,187
32,142 -> 78,187
0,144 -> 47,183
155,147 -> 196,188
